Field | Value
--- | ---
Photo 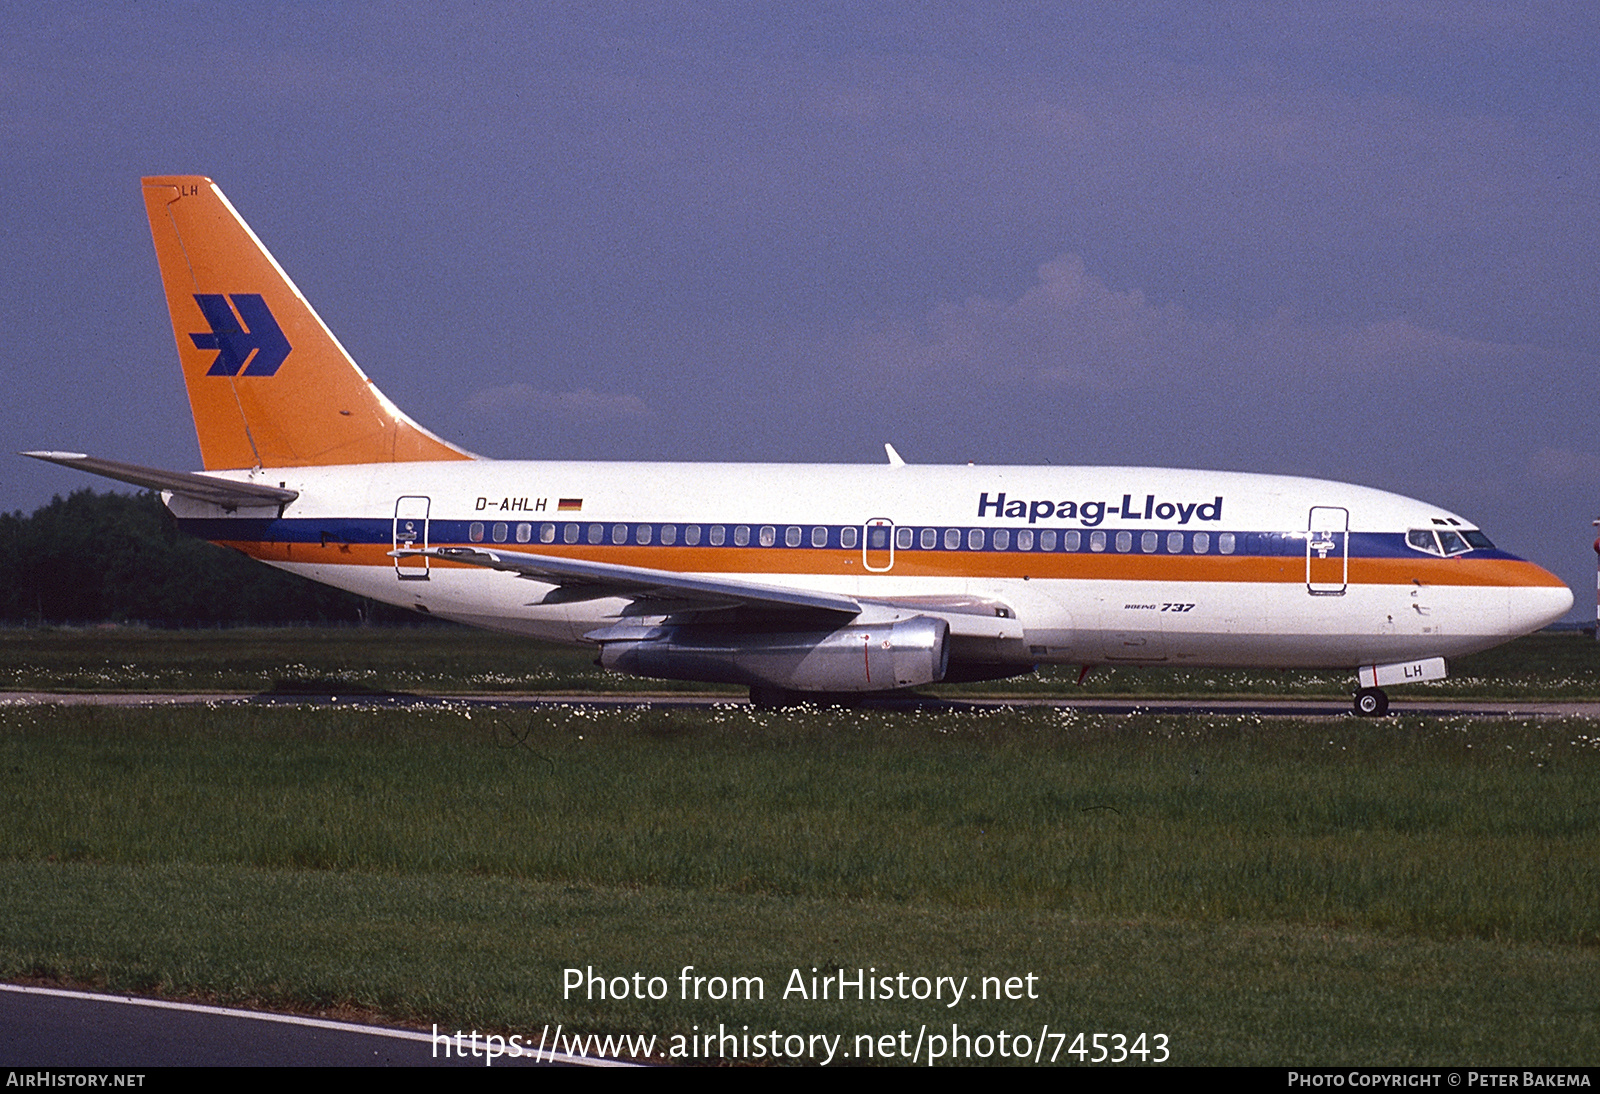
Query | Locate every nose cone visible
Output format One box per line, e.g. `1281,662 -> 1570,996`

1507,570 -> 1573,637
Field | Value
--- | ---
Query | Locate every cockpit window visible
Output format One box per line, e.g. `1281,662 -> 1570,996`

1407,529 -> 1443,555
1408,528 -> 1491,556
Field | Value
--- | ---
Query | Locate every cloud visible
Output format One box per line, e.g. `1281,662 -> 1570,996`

836,251 -> 1532,395
1527,446 -> 1600,485
464,384 -> 653,423
834,255 -> 1212,392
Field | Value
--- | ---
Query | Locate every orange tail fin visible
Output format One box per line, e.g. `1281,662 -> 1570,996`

142,177 -> 473,469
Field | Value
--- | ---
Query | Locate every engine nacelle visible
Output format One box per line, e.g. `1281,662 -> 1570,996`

597,616 -> 950,693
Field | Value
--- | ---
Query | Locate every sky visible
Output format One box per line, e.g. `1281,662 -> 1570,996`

3,2 -> 1598,612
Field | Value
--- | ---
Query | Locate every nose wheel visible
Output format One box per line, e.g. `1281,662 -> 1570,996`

1353,687 -> 1389,717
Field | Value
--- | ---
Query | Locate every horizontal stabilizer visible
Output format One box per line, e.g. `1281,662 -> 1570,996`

392,545 -> 862,617
22,451 -> 298,508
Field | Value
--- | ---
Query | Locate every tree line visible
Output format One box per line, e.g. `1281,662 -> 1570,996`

1,489 -> 419,626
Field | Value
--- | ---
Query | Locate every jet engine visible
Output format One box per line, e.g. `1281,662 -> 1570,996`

596,616 -> 950,693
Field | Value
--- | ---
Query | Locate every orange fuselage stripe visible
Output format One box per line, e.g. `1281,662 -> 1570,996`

214,541 -> 1564,588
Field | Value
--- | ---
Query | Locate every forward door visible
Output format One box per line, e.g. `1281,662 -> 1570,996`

1307,506 -> 1348,595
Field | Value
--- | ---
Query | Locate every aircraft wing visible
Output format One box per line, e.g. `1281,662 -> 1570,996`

22,452 -> 299,509
396,545 -> 864,617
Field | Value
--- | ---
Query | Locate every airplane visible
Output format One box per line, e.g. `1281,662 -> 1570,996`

24,176 -> 1574,715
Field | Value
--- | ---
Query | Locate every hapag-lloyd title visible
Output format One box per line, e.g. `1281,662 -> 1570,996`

977,492 -> 1223,526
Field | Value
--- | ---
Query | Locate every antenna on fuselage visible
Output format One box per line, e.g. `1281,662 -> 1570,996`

884,443 -> 906,467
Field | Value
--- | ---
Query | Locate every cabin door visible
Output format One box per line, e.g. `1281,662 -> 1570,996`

1307,506 -> 1348,595
394,495 -> 432,581
862,518 -> 895,572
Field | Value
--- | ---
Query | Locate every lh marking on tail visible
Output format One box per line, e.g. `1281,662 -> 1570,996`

190,293 -> 291,377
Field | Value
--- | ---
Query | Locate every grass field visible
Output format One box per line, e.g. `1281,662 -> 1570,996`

4,624 -> 1600,699
2,697 -> 1597,1065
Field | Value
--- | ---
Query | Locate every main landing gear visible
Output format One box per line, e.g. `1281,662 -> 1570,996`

1352,687 -> 1389,717
749,685 -> 870,710
749,685 -> 802,710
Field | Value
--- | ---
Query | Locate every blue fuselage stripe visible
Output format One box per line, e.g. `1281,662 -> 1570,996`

174,517 -> 1522,563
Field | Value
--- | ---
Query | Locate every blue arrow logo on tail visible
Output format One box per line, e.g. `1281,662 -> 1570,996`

190,294 -> 291,377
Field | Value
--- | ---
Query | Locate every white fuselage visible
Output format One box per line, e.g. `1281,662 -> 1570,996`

166,460 -> 1572,674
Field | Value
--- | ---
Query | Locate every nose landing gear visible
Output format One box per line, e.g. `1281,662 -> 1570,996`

1353,687 -> 1389,717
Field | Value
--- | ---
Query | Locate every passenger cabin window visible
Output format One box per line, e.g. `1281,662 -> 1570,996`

1040,530 -> 1057,551
539,523 -> 556,543
896,527 -> 913,550
611,524 -> 627,545
1193,531 -> 1209,554
993,529 -> 1010,550
563,524 -> 580,544
921,528 -> 938,549
1218,532 -> 1235,555
587,524 -> 604,544
759,525 -> 775,547
841,526 -> 859,549
1141,531 -> 1158,553
810,526 -> 827,548
734,525 -> 751,547
469,522 -> 484,542
1060,531 -> 1076,551
968,529 -> 984,550
661,525 -> 677,546
636,525 -> 652,545
516,523 -> 531,543
492,522 -> 508,543
1167,531 -> 1183,553
786,526 -> 802,548
1017,529 -> 1034,551
684,525 -> 702,546
709,526 -> 725,546
944,528 -> 961,550
1089,531 -> 1105,552
1115,531 -> 1132,552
